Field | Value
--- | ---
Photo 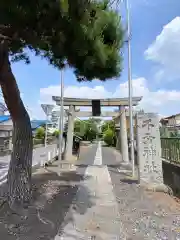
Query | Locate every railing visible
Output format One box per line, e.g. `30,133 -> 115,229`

33,137 -> 57,146
161,137 -> 180,163
0,137 -> 57,157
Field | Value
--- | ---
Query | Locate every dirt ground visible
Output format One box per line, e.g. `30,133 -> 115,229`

0,163 -> 86,240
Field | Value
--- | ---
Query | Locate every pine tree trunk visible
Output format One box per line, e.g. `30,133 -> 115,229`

7,118 -> 33,212
0,44 -> 33,213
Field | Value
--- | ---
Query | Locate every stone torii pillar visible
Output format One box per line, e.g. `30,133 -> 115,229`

119,106 -> 129,163
65,105 -> 75,160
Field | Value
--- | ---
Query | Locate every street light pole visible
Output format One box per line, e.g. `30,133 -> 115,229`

58,70 -> 64,163
125,0 -> 135,177
45,115 -> 48,147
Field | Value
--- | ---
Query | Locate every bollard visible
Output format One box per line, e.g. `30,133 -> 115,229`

53,148 -> 56,159
48,151 -> 51,162
40,156 -> 44,167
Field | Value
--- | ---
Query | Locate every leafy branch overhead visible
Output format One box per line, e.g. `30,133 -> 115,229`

0,0 -> 124,81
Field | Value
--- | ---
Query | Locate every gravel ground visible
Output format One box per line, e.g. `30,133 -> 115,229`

109,166 -> 180,240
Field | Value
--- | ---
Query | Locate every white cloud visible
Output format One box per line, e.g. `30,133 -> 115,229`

145,16 -> 180,81
40,85 -> 111,103
37,77 -> 180,118
28,85 -> 110,120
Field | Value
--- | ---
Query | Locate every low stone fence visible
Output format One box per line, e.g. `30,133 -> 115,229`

162,159 -> 180,194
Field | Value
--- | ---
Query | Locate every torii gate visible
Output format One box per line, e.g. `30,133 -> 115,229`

52,96 -> 142,162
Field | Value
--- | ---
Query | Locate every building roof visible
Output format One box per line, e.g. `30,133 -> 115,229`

0,115 -> 11,123
160,113 -> 180,124
0,116 -> 52,130
161,113 -> 180,120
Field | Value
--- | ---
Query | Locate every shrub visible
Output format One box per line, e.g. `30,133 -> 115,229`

103,129 -> 114,146
52,130 -> 60,138
35,127 -> 45,139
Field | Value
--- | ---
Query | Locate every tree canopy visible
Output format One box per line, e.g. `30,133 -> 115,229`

0,0 -> 124,211
103,128 -> 115,146
74,118 -> 99,141
74,119 -> 86,137
35,126 -> 45,139
101,120 -> 115,133
0,0 -> 124,81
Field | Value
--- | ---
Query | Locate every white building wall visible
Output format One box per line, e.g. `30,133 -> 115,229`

175,115 -> 180,125
0,131 -> 11,137
0,119 -> 13,126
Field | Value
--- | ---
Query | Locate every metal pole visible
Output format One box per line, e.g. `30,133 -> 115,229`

58,70 -> 64,163
45,115 -> 48,147
126,0 -> 135,177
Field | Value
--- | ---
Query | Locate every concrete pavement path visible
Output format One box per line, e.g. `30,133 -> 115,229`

101,143 -> 122,166
75,142 -> 98,166
58,141 -> 180,239
57,141 -> 125,239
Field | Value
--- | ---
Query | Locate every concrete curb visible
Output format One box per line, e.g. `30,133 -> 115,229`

121,175 -> 173,196
142,183 -> 173,195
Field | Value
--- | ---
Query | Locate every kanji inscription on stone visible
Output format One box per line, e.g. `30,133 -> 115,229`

136,113 -> 163,184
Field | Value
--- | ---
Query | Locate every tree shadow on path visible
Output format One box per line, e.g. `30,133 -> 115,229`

120,178 -> 139,184
0,167 -> 96,240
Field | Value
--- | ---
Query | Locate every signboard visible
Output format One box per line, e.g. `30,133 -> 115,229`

92,100 -> 101,116
41,104 -> 54,116
0,102 -> 7,112
137,113 -> 163,184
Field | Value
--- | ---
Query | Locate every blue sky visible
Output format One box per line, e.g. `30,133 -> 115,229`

6,0 -> 180,119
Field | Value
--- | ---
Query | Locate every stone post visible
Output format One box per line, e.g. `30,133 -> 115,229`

136,113 -> 167,191
9,138 -> 12,151
65,105 -> 75,160
115,130 -> 121,150
119,106 -> 129,163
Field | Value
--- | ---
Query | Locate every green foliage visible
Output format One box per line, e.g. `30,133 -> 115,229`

169,130 -> 180,138
102,120 -> 116,146
85,118 -> 99,141
52,130 -> 60,138
0,0 -> 124,81
85,127 -> 97,141
74,118 -> 99,141
74,120 -> 86,137
101,120 -> 115,133
35,127 -> 45,139
103,128 -> 114,146
160,126 -> 180,138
